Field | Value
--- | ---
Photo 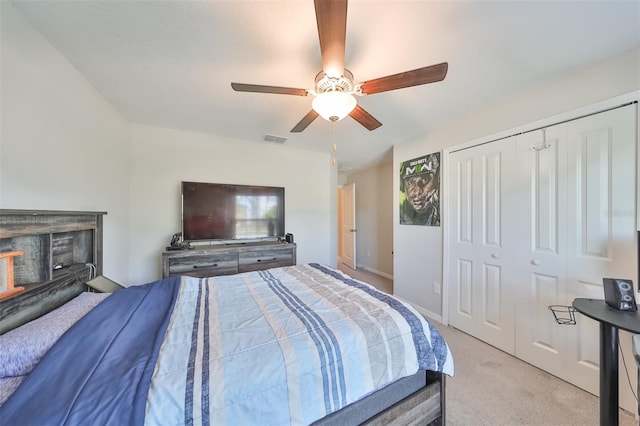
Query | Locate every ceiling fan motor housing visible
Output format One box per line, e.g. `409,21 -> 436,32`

314,69 -> 354,95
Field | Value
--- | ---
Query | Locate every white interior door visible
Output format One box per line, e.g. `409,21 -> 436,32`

514,124 -> 569,377
514,105 -> 637,411
447,138 -> 517,353
446,103 -> 637,413
341,183 -> 356,269
564,106 -> 638,410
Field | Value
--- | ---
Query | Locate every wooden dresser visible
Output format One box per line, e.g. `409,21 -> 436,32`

162,242 -> 296,278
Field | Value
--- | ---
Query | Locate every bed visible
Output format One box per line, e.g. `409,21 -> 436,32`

0,263 -> 453,425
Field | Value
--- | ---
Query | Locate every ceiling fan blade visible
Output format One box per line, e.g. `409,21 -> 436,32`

314,0 -> 347,78
349,105 -> 382,131
231,83 -> 309,97
358,62 -> 448,95
291,110 -> 320,133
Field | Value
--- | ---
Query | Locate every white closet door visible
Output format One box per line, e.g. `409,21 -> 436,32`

564,105 -> 638,409
446,103 -> 637,412
513,125 -> 569,378
447,137 -> 517,353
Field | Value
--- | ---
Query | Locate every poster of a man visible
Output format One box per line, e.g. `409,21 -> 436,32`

399,153 -> 440,226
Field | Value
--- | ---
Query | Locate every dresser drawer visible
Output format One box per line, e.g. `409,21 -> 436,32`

238,247 -> 294,272
168,253 -> 238,278
162,243 -> 296,278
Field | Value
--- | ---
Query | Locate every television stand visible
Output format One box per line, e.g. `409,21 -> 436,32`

161,242 -> 296,278
230,240 -> 280,246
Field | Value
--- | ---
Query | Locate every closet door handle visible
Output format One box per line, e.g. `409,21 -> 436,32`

531,259 -> 540,266
491,253 -> 500,259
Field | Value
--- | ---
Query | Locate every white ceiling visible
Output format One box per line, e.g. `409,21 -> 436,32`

10,1 -> 640,173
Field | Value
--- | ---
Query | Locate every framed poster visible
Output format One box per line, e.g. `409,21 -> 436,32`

399,152 -> 440,226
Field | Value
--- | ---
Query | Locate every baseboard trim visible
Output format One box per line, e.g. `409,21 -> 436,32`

394,295 -> 443,324
356,264 -> 393,281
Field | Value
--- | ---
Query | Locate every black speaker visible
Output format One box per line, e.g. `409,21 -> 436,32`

603,278 -> 637,311
285,233 -> 294,243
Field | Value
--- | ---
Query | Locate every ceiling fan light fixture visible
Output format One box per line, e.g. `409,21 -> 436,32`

312,91 -> 357,122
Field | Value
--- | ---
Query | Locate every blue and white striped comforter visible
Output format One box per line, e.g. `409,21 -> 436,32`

146,263 -> 453,425
1,263 -> 453,426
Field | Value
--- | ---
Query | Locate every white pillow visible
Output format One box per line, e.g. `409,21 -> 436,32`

0,292 -> 109,378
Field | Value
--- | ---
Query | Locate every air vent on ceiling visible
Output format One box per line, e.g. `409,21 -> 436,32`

264,134 -> 288,144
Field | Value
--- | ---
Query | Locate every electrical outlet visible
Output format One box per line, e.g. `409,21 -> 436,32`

433,282 -> 441,295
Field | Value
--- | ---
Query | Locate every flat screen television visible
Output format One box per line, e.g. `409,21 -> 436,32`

181,181 -> 285,242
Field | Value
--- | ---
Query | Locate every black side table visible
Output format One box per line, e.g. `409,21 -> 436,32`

633,334 -> 640,416
572,298 -> 640,426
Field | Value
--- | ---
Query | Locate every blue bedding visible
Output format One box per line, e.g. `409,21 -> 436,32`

1,276 -> 181,425
1,264 -> 453,425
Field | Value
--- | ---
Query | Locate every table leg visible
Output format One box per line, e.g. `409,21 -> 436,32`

600,322 -> 618,426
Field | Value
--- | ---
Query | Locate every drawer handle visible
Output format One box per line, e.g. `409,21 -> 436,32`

194,263 -> 218,269
257,258 -> 277,263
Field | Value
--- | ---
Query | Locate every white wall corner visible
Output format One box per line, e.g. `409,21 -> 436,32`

394,295 -> 444,325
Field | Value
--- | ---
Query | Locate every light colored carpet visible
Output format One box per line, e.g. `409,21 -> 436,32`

337,264 -> 393,294
334,264 -> 637,424
434,324 -> 638,426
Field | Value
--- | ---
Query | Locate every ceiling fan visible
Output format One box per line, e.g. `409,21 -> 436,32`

231,0 -> 448,133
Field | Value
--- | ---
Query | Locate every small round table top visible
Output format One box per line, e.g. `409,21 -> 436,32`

572,298 -> 640,334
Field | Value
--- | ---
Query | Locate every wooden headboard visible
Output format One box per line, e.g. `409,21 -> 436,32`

0,210 -> 106,334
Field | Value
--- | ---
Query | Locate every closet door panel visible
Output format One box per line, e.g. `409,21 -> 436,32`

578,127 -> 612,259
567,106 -> 636,278
448,138 -> 517,353
514,126 -> 568,376
455,259 -> 474,318
568,279 -> 602,392
530,273 -> 563,353
448,151 -> 479,335
448,151 -> 480,336
482,263 -> 502,327
482,152 -> 502,247
565,105 -> 637,410
457,157 -> 474,244
534,140 -> 560,254
477,149 -> 515,351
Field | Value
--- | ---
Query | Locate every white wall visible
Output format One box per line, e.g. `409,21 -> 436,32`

344,161 -> 393,278
394,46 -> 640,318
1,3 -> 336,287
128,125 -> 333,285
0,3 -> 131,284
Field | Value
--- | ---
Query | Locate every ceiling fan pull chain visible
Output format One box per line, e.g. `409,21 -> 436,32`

331,125 -> 336,166
333,125 -> 337,151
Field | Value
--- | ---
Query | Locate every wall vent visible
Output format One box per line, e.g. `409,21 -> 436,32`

264,134 -> 287,144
